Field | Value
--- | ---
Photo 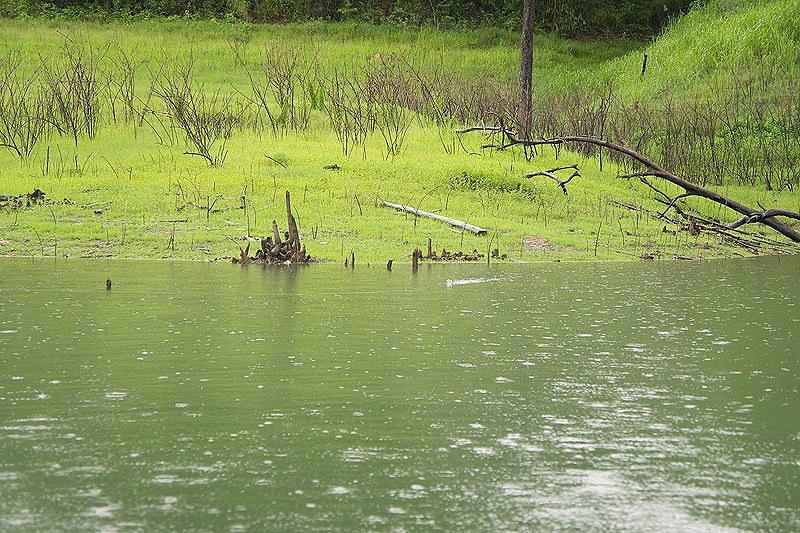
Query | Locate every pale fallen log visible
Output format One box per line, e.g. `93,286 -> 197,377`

382,201 -> 487,235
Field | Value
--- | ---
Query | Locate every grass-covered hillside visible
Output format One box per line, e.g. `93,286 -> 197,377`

0,0 -> 798,263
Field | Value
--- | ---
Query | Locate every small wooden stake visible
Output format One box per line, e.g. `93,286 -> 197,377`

387,259 -> 393,271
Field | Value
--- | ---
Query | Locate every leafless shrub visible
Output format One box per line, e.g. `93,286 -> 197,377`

233,43 -> 323,136
0,52 -> 51,158
40,37 -> 107,145
323,70 -> 372,157
518,62 -> 799,191
362,55 -> 416,159
152,62 -> 244,166
105,46 -> 141,125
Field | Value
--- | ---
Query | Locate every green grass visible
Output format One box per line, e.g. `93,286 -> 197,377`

0,17 -> 640,88
0,3 -> 798,263
587,0 -> 800,100
3,122 -> 795,263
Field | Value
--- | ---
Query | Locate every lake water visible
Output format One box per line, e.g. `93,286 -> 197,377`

1,256 -> 798,532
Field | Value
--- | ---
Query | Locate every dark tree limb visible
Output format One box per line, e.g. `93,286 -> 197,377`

523,164 -> 580,194
618,171 -> 659,180
285,189 -> 300,250
264,152 -> 288,168
0,143 -> 22,157
272,219 -> 282,245
629,176 -> 671,201
727,209 -> 800,230
658,192 -> 695,218
183,151 -> 214,164
459,128 -> 800,243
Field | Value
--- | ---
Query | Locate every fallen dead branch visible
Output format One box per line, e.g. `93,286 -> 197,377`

726,209 -> 800,230
522,164 -> 580,194
382,200 -> 487,235
457,127 -> 800,243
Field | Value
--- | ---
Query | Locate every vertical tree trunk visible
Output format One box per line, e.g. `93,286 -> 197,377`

519,0 -> 535,139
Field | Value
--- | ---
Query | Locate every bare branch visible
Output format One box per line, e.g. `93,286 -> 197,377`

264,152 -> 287,168
523,165 -> 581,194
454,126 -> 505,134
0,143 -> 22,157
183,151 -> 214,164
618,171 -> 662,180
658,192 -> 695,218
727,209 -> 800,230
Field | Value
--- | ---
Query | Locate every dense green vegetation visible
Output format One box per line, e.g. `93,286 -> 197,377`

532,0 -> 800,191
0,0 -> 798,262
1,0 -> 693,37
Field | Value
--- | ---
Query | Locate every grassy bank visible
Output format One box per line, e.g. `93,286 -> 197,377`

0,4 -> 798,263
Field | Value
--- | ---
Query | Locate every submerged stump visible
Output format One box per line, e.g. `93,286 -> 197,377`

233,190 -> 312,265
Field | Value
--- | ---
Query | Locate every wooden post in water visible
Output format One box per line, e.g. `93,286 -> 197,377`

412,248 -> 420,272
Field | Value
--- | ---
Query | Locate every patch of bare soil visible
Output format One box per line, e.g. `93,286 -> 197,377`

522,235 -> 553,250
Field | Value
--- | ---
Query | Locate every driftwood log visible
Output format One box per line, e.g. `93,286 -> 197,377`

382,201 -> 487,235
457,127 -> 800,243
234,190 -> 311,265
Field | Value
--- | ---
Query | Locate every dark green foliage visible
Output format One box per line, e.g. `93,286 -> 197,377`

2,0 -> 693,37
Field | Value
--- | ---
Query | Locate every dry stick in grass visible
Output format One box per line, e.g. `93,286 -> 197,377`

457,127 -> 800,243
48,205 -> 58,257
264,152 -> 287,168
522,164 -> 581,194
354,193 -> 363,216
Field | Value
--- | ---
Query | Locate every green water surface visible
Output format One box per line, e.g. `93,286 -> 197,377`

1,257 -> 798,531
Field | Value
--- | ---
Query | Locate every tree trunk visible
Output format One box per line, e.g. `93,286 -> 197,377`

518,0 -> 535,139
